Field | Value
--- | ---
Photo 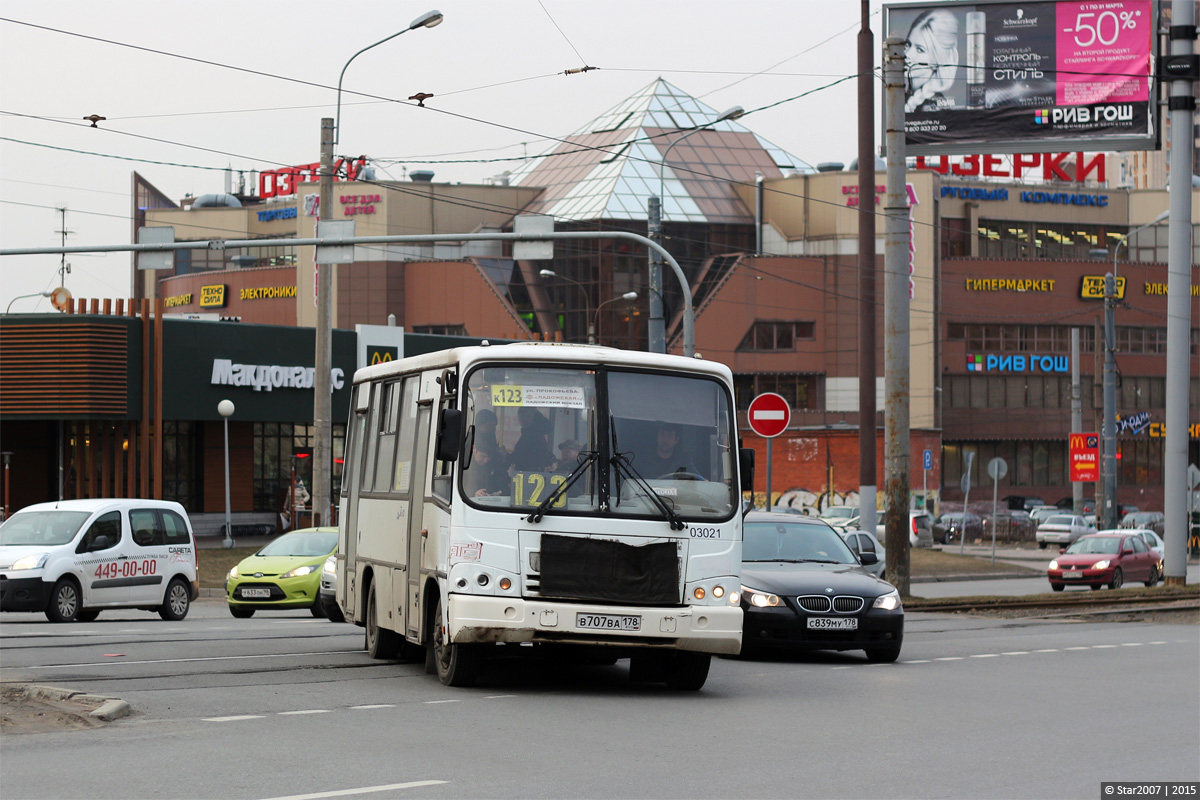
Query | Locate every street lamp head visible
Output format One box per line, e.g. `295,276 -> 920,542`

621,291 -> 638,300
539,268 -> 557,278
410,9 -> 444,29
218,399 -> 235,418
715,105 -> 746,123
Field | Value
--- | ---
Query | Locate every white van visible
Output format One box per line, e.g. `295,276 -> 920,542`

0,499 -> 199,622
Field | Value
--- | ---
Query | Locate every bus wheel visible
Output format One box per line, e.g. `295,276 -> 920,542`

365,583 -> 401,659
664,651 -> 711,690
432,596 -> 482,687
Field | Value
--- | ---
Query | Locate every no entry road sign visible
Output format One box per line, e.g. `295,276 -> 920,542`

748,392 -> 791,438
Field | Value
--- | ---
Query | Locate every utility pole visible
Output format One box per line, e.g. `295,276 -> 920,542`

1162,0 -> 1196,585
312,117 -> 335,528
647,195 -> 665,354
857,0 -> 878,537
883,38 -> 910,596
1070,328 -> 1082,515
1102,273 -> 1118,530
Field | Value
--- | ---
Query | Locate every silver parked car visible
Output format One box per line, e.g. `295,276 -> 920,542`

839,529 -> 887,579
875,511 -> 934,548
1036,514 -> 1096,549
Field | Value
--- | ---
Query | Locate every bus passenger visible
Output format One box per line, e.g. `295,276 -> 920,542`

464,409 -> 508,497
509,407 -> 554,473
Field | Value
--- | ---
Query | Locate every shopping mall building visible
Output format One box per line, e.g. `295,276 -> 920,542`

2,79 -> 1197,525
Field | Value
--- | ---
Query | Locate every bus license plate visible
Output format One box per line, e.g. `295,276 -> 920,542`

576,613 -> 641,631
807,617 -> 857,630
241,587 -> 271,599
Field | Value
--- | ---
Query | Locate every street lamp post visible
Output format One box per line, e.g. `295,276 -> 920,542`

594,292 -> 638,346
539,268 -> 592,343
313,10 -> 443,528
217,400 -> 236,549
1101,209 -> 1169,529
5,291 -> 52,314
648,105 -> 744,354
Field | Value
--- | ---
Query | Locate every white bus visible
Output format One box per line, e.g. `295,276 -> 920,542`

336,342 -> 753,689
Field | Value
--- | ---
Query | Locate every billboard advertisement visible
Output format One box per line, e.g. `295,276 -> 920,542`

884,1 -> 1158,155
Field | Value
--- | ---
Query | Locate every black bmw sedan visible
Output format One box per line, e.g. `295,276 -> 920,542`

740,512 -> 904,663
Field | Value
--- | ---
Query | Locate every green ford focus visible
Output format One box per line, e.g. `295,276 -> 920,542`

226,528 -> 337,619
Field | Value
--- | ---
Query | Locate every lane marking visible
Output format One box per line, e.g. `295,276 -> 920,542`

1119,643 -> 1143,647
1065,646 -> 1090,651
424,699 -> 460,705
1002,651 -> 1030,655
1033,649 -> 1059,653
905,659 -> 931,664
279,710 -> 331,716
1092,644 -> 1118,649
259,780 -> 449,800
970,654 -> 1000,658
935,657 -> 963,661
485,695 -> 517,699
350,704 -> 395,710
34,650 -> 358,669
204,715 -> 266,722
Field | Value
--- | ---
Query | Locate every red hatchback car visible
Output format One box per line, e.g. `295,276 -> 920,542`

1047,533 -> 1163,592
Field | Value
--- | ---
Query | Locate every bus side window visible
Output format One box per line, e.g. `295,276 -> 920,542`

430,396 -> 456,503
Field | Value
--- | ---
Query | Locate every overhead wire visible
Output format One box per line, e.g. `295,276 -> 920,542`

0,16 -> 1165,330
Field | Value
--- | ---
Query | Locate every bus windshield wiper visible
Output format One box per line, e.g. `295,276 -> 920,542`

610,451 -> 686,531
525,452 -> 596,524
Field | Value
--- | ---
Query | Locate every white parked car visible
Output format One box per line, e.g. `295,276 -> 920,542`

1036,514 -> 1096,549
0,498 -> 199,622
839,529 -> 887,579
1102,527 -> 1164,559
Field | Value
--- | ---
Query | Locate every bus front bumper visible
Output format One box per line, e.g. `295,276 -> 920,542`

448,594 -> 742,655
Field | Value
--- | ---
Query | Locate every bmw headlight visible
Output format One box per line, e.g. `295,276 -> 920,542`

280,565 -> 318,580
741,585 -> 780,608
1093,560 -> 1110,570
11,553 -> 49,571
873,589 -> 902,611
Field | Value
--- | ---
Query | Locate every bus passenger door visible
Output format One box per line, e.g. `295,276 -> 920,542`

406,403 -> 432,641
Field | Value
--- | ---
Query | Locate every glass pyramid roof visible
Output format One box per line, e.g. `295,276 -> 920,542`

510,79 -> 814,223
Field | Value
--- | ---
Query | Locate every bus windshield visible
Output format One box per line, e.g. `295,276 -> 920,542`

460,364 -> 737,522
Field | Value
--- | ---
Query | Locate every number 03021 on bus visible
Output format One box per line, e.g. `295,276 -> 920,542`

335,342 -> 754,690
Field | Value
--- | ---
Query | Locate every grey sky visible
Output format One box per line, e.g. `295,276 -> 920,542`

0,0 -> 901,311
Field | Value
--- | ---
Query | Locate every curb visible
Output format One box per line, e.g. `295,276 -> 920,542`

9,684 -> 131,723
912,571 -> 1042,584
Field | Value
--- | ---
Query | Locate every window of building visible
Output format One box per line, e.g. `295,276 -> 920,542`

411,324 -> 468,336
940,217 -> 969,258
949,323 -> 1096,354
732,373 -> 819,411
162,422 -> 200,509
253,422 -> 344,514
976,220 -> 1118,260
737,321 -> 815,352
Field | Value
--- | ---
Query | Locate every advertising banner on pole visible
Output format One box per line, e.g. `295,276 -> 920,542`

884,0 -> 1158,155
